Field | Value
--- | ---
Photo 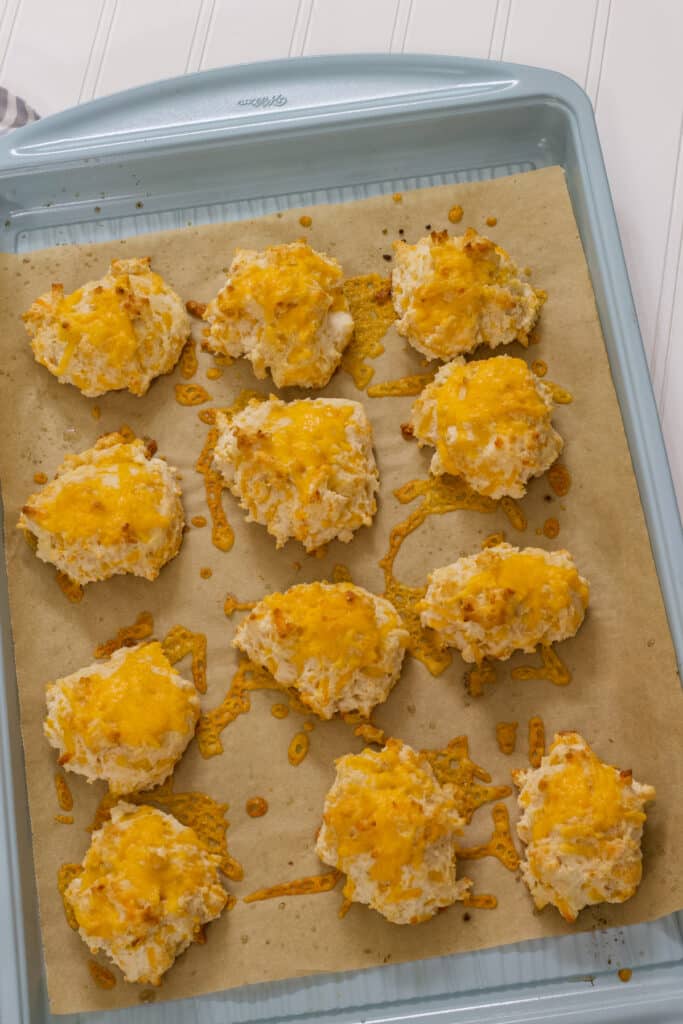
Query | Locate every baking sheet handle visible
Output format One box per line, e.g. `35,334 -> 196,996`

0,53 -> 538,165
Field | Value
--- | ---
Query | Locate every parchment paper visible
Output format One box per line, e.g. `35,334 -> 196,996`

0,167 -> 681,1014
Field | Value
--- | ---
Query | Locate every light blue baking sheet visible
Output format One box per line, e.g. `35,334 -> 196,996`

0,55 -> 681,1023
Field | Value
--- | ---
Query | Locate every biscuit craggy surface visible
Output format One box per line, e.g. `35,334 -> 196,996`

213,395 -> 379,551
316,738 -> 471,924
64,803 -> 227,984
392,229 -> 544,360
410,355 -> 563,499
513,733 -> 655,922
419,543 -> 589,663
44,642 -> 199,794
23,257 -> 190,397
18,432 -> 184,585
234,581 -> 408,719
204,241 -> 353,388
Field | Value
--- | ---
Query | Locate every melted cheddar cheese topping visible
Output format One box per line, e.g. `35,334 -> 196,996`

214,243 -> 345,376
445,551 -> 588,632
72,805 -> 212,940
323,740 -> 457,903
410,232 -> 513,341
24,257 -> 188,399
530,742 -> 645,846
434,357 -> 550,475
56,280 -> 140,375
257,581 -> 400,685
32,446 -> 170,545
243,399 -> 354,501
54,643 -> 195,752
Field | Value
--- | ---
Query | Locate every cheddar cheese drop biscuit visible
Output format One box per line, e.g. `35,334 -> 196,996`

44,642 -> 199,794
204,241 -> 353,388
316,739 -> 470,924
23,257 -> 190,397
392,229 -> 544,360
409,355 -> 563,499
213,396 -> 379,551
513,732 -> 655,922
64,803 -> 227,985
419,543 -> 589,663
234,581 -> 408,719
18,432 -> 184,585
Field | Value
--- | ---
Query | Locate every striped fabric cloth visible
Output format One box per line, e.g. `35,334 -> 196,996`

0,87 -> 38,133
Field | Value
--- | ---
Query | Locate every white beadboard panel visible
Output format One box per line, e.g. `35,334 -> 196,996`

185,0 -> 218,72
289,0 -> 315,56
652,121 -> 683,404
93,0 -> 203,98
584,0 -> 610,101
501,0 -> 597,85
402,0 -> 498,57
302,0 -> 398,55
660,257 -> 683,510
0,0 -> 21,76
200,0 -> 300,68
595,0 -> 683,367
77,0 -> 116,102
488,0 -> 512,60
389,0 -> 412,52
1,0 -> 104,115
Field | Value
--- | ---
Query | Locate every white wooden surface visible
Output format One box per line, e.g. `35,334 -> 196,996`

1,0 -> 682,508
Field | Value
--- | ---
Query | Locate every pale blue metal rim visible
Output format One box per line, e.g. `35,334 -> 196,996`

0,54 -> 680,1023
